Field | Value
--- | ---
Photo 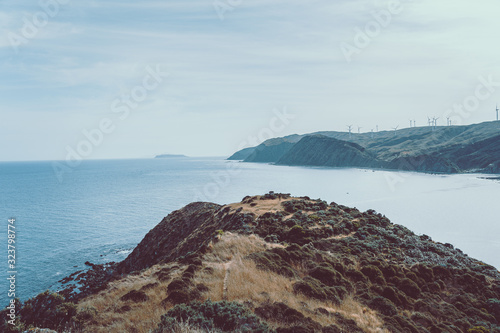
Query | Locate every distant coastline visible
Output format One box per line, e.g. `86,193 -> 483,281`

154,154 -> 188,159
228,121 -> 500,175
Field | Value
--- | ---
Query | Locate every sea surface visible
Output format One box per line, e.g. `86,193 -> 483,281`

0,157 -> 499,306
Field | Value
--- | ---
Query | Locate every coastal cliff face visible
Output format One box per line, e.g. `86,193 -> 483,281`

276,135 -> 383,168
5,194 -> 500,332
387,154 -> 461,174
227,147 -> 255,160
229,121 -> 500,174
227,135 -> 303,161
437,134 -> 500,171
116,201 -> 258,274
243,138 -> 299,163
117,202 -> 222,274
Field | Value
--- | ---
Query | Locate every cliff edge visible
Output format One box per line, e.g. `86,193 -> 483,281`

4,193 -> 500,333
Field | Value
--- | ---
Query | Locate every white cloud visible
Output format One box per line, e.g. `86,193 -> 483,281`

1,0 -> 499,160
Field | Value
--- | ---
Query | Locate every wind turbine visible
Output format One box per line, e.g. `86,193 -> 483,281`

446,117 -> 451,126
391,125 -> 399,136
496,104 -> 499,121
434,117 -> 439,130
409,119 -> 413,128
371,129 -> 374,139
413,119 -> 416,128
357,126 -> 362,134
376,125 -> 379,132
427,116 -> 432,127
347,125 -> 353,139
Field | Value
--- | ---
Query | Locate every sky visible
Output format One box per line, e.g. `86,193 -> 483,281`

1,0 -> 499,161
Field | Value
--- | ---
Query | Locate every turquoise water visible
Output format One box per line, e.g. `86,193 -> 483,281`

1,158 -> 499,306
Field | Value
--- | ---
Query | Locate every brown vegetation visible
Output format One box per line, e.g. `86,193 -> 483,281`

6,193 -> 500,333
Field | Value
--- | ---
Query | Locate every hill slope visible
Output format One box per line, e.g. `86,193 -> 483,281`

229,121 -> 500,174
276,135 -> 383,168
9,193 -> 500,333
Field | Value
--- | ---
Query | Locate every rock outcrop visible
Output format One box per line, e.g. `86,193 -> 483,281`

117,201 -> 257,274
7,193 -> 500,333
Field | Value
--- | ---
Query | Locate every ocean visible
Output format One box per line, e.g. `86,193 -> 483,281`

1,157 -> 499,306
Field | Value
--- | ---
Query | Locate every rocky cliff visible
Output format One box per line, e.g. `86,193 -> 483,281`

5,193 -> 500,332
116,201 -> 256,274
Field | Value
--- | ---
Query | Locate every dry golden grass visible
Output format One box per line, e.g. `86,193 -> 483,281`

224,259 -> 387,332
76,232 -> 388,333
224,195 -> 336,224
195,233 -> 389,333
224,195 -> 293,217
335,297 -> 389,332
75,233 -> 272,333
77,263 -> 184,333
205,232 -> 283,263
163,320 -> 222,333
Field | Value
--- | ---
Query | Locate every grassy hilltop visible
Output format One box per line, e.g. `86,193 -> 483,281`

229,121 -> 500,174
2,193 -> 500,332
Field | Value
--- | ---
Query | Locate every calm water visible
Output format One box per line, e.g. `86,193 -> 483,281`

0,157 -> 499,306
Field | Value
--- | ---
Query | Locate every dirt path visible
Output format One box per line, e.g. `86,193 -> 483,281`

222,261 -> 232,300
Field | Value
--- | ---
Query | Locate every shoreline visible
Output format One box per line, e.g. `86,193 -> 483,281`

231,159 -> 500,177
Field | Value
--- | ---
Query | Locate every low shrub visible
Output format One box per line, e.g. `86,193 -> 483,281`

309,265 -> 352,291
0,298 -> 24,333
427,281 -> 442,293
380,264 -> 400,279
383,314 -> 421,333
279,244 -> 315,262
168,278 -> 190,293
178,252 -> 203,267
182,264 -> 199,280
487,298 -> 500,321
293,277 -> 340,304
153,300 -> 271,332
249,251 -> 296,278
322,324 -> 342,333
368,296 -> 397,316
287,225 -> 312,245
432,265 -> 452,280
411,311 -> 434,327
330,312 -> 364,332
345,269 -> 367,282
120,289 -> 148,303
255,301 -> 320,331
361,265 -> 386,285
277,325 -> 315,333
73,305 -> 98,327
195,283 -> 209,293
398,278 -> 421,298
140,282 -> 160,291
162,277 -> 198,306
19,291 -> 77,331
381,286 -> 408,307
163,290 -> 191,306
412,264 -> 434,282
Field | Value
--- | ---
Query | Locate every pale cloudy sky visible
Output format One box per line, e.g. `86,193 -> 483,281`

1,0 -> 499,161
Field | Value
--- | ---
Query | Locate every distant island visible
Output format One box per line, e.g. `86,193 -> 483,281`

155,154 -> 188,159
4,193 -> 499,332
228,121 -> 500,174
